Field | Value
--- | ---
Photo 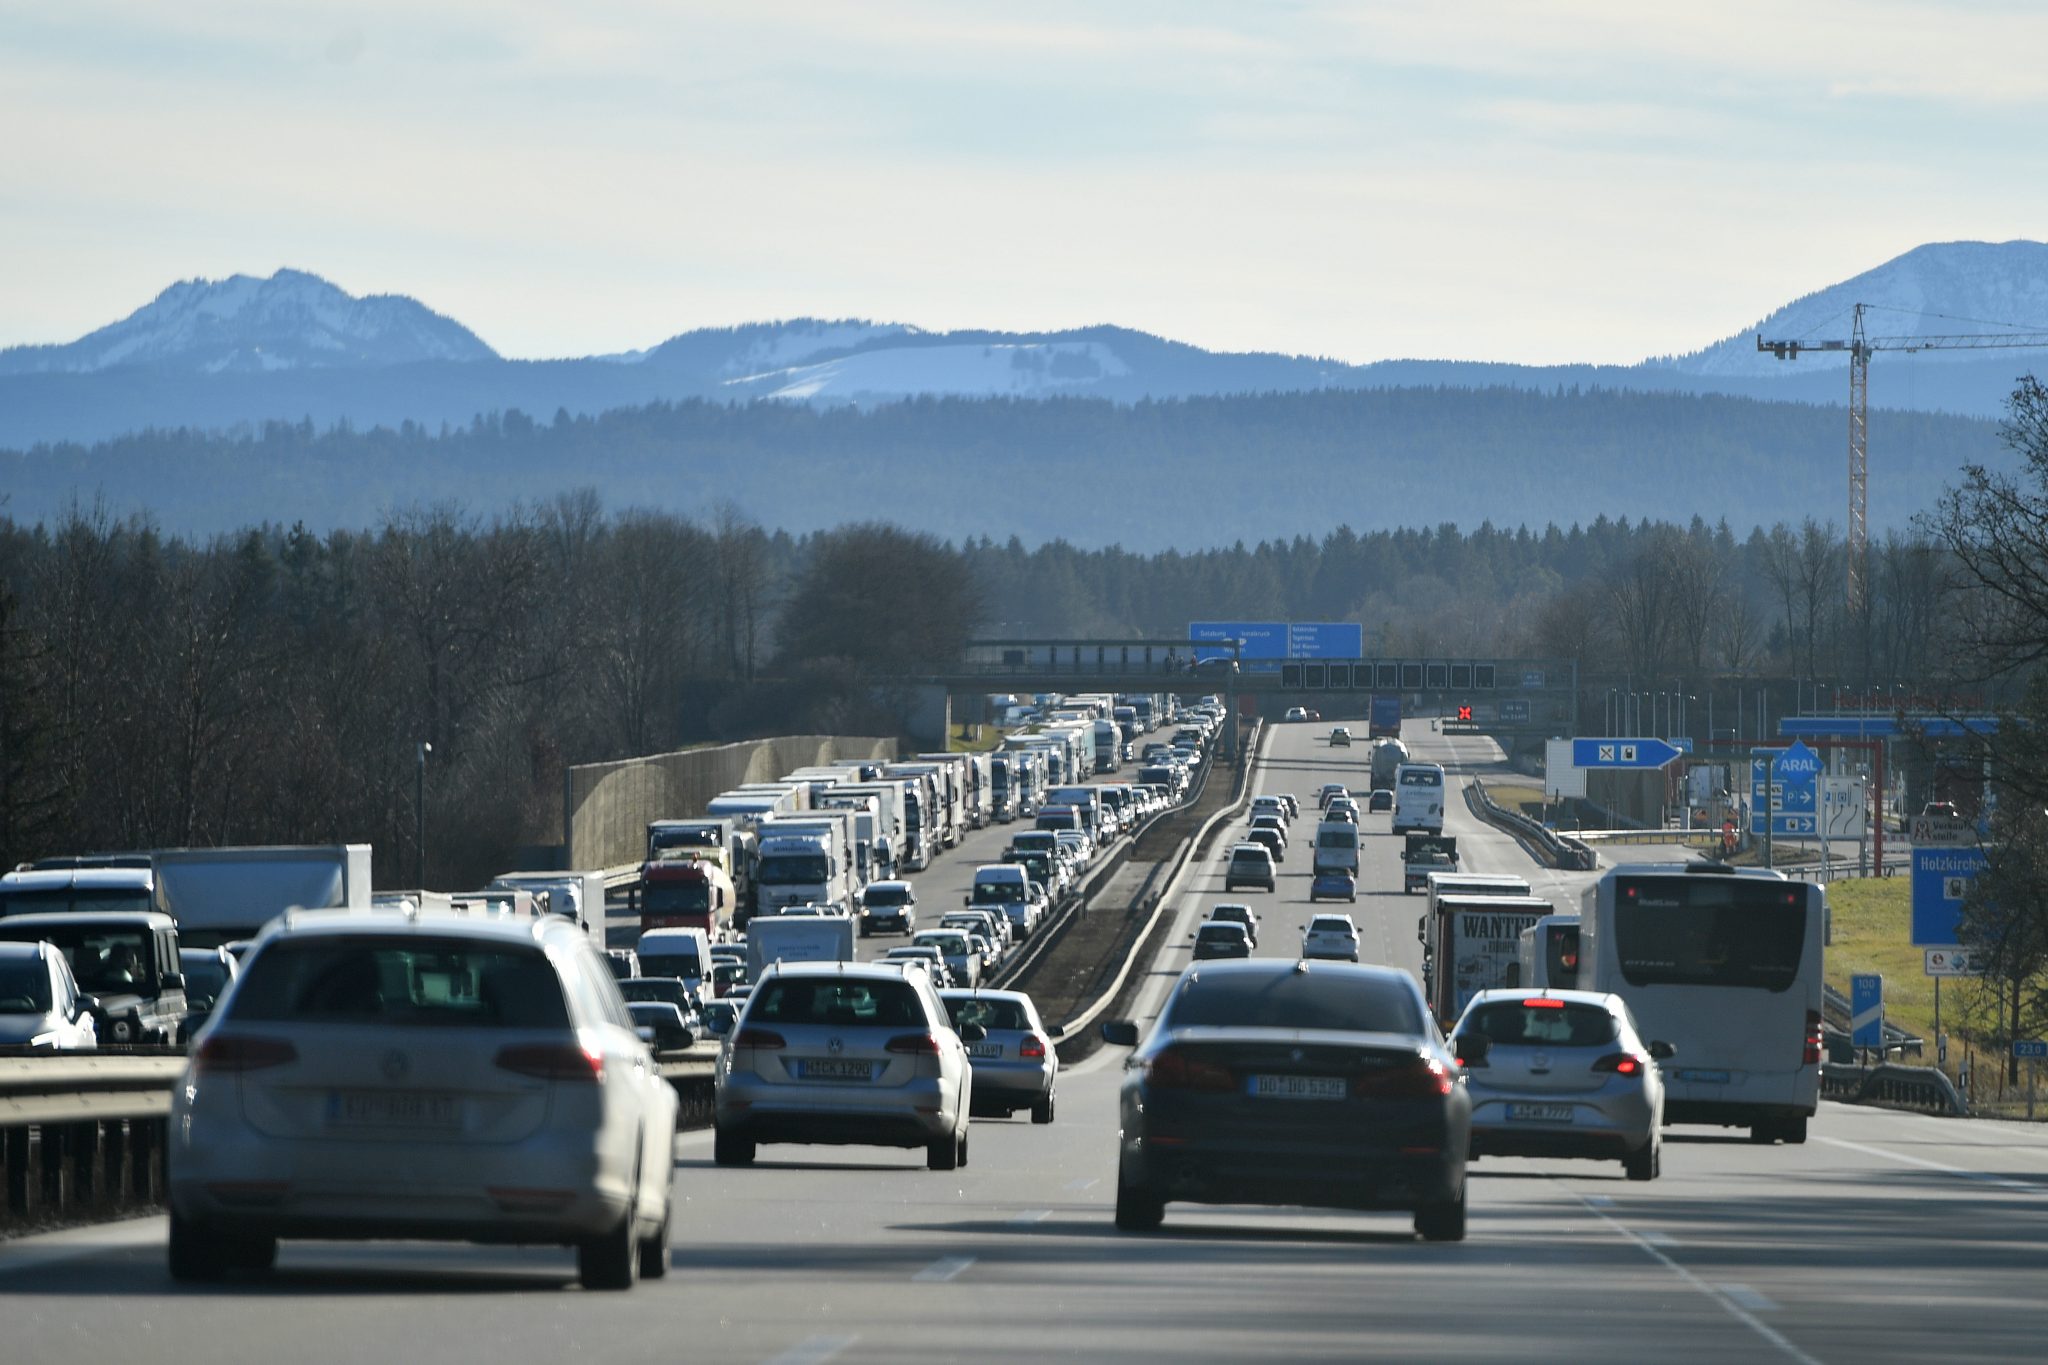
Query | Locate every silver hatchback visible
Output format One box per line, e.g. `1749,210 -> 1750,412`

939,988 -> 1058,1123
1449,988 -> 1671,1180
714,962 -> 977,1169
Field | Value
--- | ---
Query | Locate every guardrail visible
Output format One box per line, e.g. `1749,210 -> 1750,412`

1052,721 -> 1267,1044
0,1047 -> 717,1235
993,730 -> 1227,995
1822,1061 -> 1968,1116
1571,828 -> 1723,846
1465,779 -> 1597,871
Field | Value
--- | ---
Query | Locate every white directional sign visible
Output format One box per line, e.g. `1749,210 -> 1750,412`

1544,739 -> 1586,800
1925,947 -> 1987,978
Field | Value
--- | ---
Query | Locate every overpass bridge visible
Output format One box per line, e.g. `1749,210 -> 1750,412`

887,640 -> 1579,747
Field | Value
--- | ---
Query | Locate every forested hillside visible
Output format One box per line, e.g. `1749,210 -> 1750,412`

2,385 -> 2008,549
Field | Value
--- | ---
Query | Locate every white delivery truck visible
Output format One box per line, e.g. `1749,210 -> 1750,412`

888,762 -> 959,851
637,926 -> 714,999
826,781 -> 908,881
1421,893 -> 1556,1026
744,914 -> 856,983
488,869 -> 608,945
151,844 -> 374,948
1092,719 -> 1122,773
752,814 -> 855,916
880,766 -> 941,871
815,791 -> 887,883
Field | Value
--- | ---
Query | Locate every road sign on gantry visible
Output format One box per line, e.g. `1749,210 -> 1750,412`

1912,844 -> 1988,947
1571,738 -> 1682,769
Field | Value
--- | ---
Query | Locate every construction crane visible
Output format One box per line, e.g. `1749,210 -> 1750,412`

1758,303 -> 2048,611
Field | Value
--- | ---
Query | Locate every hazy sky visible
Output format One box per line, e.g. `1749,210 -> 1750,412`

6,1 -> 2047,365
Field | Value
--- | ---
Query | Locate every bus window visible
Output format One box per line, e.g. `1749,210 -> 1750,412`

1611,877 -> 1807,993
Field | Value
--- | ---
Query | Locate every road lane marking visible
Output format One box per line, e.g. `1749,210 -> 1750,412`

1721,1284 -> 1779,1314
1065,1177 -> 1100,1191
763,1334 -> 858,1365
912,1255 -> 976,1282
1815,1135 -> 2046,1194
1011,1209 -> 1051,1224
1564,1187 -> 1823,1365
1639,1230 -> 1678,1248
1583,1194 -> 1614,1207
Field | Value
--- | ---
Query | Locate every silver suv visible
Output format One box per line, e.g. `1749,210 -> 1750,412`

715,962 -> 979,1170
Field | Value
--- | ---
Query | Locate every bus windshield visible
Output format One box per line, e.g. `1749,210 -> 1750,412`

1611,876 -> 1808,992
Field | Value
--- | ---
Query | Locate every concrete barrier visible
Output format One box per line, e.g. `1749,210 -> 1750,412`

563,734 -> 898,871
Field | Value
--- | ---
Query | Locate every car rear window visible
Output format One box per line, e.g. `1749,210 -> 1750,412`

1463,1001 -> 1618,1047
1167,970 -> 1423,1034
943,996 -> 1031,1031
227,936 -> 570,1029
747,977 -> 924,1027
0,956 -> 52,1013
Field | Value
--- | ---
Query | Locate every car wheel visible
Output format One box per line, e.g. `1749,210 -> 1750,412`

1031,1093 -> 1056,1125
927,1130 -> 961,1171
957,1128 -> 970,1168
638,1177 -> 673,1279
1414,1187 -> 1466,1242
1114,1171 -> 1166,1232
225,1233 -> 278,1272
167,1209 -> 234,1281
578,1196 -> 640,1291
1623,1140 -> 1660,1182
713,1127 -> 756,1166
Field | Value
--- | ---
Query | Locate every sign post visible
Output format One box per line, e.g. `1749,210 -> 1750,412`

1851,973 -> 1884,1061
2016,1039 -> 2048,1119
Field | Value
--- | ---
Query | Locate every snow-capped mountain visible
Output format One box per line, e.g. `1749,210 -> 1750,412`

1665,240 -> 2048,379
0,268 -> 496,376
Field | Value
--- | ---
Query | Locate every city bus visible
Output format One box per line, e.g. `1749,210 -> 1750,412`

1580,863 -> 1824,1144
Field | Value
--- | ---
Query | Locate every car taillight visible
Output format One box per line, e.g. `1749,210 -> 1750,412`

732,1028 -> 786,1050
191,1036 -> 298,1073
495,1042 -> 604,1083
886,1032 -> 942,1055
1803,1009 -> 1823,1066
1367,1057 -> 1454,1098
1593,1052 -> 1645,1076
1147,1048 -> 1236,1092
1019,1035 -> 1048,1059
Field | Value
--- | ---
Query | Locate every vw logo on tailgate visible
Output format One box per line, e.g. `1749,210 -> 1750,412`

828,1037 -> 844,1055
380,1049 -> 411,1081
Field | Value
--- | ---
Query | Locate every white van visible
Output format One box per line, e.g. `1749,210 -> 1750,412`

1311,820 -> 1360,874
635,927 -> 712,999
1392,763 -> 1447,835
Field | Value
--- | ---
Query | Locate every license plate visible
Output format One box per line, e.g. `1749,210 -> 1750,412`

968,1043 -> 1004,1059
327,1089 -> 460,1129
1506,1103 -> 1574,1123
1678,1068 -> 1731,1084
1248,1074 -> 1346,1101
798,1058 -> 875,1081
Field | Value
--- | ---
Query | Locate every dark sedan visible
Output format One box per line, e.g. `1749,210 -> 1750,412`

1101,959 -> 1471,1240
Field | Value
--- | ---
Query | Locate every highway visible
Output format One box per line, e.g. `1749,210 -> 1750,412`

4,720 -> 2046,1363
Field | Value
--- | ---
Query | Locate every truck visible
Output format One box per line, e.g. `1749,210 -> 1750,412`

811,791 -> 887,883
1045,785 -> 1106,844
744,913 -> 856,983
1370,737 -> 1409,790
881,764 -> 943,869
1129,694 -> 1162,733
1092,719 -> 1122,773
705,790 -> 801,830
889,762 -> 961,851
990,754 -> 1021,824
915,752 -> 990,834
1369,695 -> 1403,739
635,857 -> 735,938
646,818 -> 759,917
488,869 -> 608,945
1401,833 -> 1460,894
823,781 -> 908,880
752,813 -> 856,916
1420,893 -> 1556,1026
150,844 -> 374,948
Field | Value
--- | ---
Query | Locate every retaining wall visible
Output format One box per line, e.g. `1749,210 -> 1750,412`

564,735 -> 898,871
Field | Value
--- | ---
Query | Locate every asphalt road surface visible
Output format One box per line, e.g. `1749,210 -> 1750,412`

6,720 -> 2045,1363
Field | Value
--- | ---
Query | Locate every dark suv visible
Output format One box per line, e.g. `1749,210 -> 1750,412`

0,911 -> 187,1044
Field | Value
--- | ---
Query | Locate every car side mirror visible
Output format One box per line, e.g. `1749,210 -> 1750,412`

1454,1034 -> 1490,1065
963,895 -> 973,906
76,995 -> 99,1020
958,1022 -> 988,1043
1649,1040 -> 1677,1061
1047,1024 -> 1065,1039
1100,1019 -> 1140,1047
160,972 -> 185,992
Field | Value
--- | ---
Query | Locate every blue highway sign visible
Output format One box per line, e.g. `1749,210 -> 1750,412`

1571,738 -> 1683,769
1750,741 -> 1822,837
2014,1040 -> 2048,1060
1912,844 -> 1988,947
1851,974 -> 1884,1049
